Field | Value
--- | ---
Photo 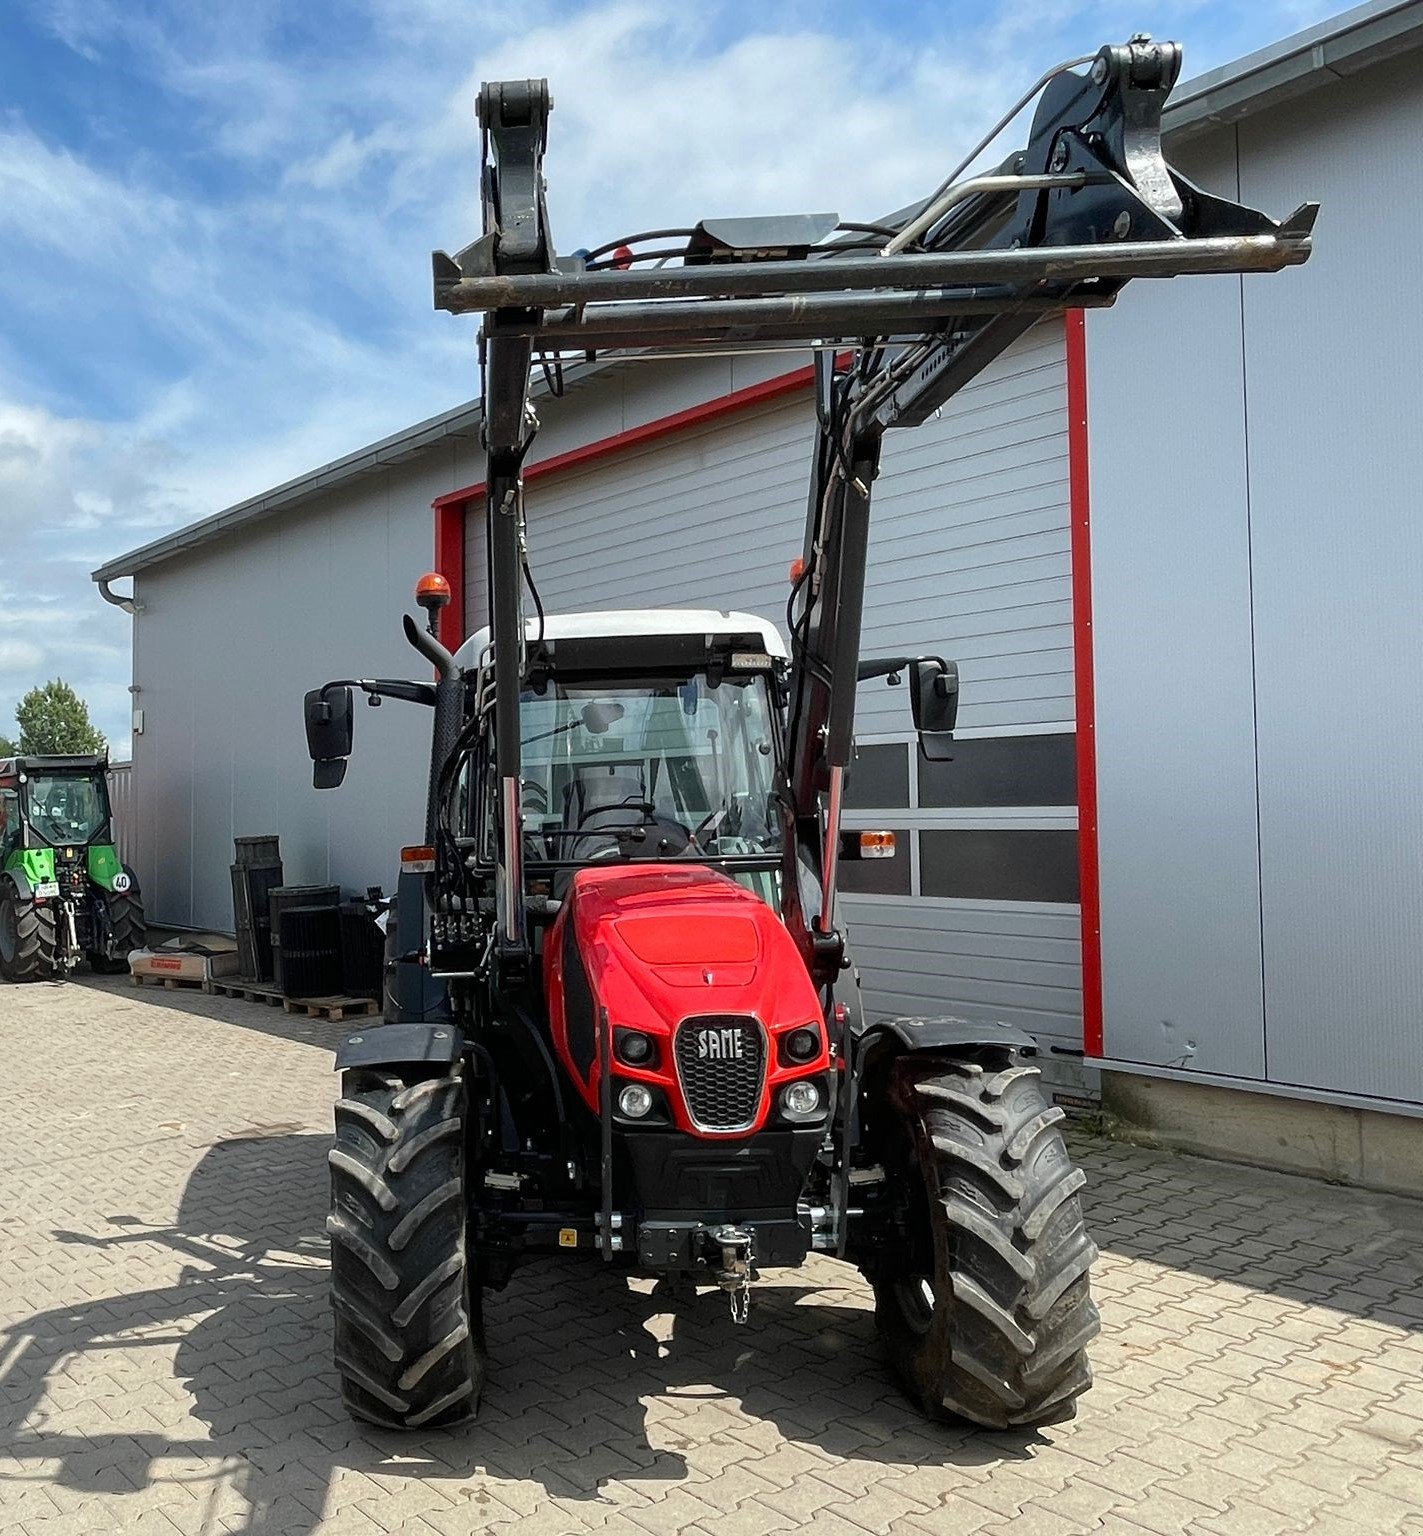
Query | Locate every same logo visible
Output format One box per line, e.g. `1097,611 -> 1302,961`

695,1027 -> 745,1062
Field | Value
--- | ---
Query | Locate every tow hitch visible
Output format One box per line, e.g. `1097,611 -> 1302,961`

710,1225 -> 755,1323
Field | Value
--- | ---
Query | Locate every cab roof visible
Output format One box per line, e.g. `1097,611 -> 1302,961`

0,754 -> 108,777
452,609 -> 787,669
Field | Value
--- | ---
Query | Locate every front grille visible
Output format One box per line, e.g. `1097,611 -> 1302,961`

675,1016 -> 766,1131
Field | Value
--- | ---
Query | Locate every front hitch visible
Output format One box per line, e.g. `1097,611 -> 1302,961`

709,1225 -> 756,1323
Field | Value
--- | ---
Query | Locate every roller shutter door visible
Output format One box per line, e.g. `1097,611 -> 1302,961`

465,323 -> 1085,1094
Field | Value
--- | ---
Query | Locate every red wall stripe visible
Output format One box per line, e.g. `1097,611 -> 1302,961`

431,362 -> 818,513
1066,308 -> 1103,1059
429,360 -> 820,654
433,500 -> 466,653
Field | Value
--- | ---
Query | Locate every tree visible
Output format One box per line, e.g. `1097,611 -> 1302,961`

15,680 -> 107,756
0,733 -> 16,758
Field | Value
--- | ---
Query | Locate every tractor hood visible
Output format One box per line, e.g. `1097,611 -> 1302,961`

544,864 -> 827,1136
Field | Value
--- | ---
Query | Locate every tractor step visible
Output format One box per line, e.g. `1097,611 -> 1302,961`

206,977 -> 378,1022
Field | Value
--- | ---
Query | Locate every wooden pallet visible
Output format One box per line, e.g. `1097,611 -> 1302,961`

205,977 -> 378,1023
131,971 -> 207,992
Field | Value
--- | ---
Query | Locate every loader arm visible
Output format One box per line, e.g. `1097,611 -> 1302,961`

439,37 -> 1315,975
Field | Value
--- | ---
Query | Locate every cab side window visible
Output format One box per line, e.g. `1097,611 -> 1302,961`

0,787 -> 19,863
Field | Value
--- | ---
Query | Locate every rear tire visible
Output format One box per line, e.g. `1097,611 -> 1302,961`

0,888 -> 58,983
328,1062 -> 485,1427
89,889 -> 146,973
872,1050 -> 1099,1428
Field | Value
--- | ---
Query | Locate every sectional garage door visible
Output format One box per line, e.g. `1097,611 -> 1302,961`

464,323 -> 1088,1097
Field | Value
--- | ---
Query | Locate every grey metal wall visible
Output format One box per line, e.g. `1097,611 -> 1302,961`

463,327 -> 1086,1090
1087,55 -> 1423,1108
105,762 -> 133,868
130,445 -> 473,932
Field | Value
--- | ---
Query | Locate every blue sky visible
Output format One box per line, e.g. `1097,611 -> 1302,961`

0,0 -> 1338,753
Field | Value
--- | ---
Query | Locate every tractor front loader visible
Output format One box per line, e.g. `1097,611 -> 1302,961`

0,754 -> 145,983
305,36 -> 1315,1430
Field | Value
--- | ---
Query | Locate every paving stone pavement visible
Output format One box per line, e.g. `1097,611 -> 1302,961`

1,975 -> 1421,1536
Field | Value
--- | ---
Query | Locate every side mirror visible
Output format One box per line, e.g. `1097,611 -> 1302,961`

304,686 -> 353,789
910,658 -> 958,762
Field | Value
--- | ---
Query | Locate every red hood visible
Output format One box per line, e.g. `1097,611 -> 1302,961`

543,863 -> 827,1135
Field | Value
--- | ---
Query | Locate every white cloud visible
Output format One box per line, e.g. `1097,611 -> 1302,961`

1,0 -> 1337,745
0,640 -> 46,674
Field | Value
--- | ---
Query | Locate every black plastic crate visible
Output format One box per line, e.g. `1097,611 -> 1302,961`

231,861 -> 284,980
234,835 -> 281,868
339,900 -> 385,999
277,905 -> 343,998
269,885 -> 340,990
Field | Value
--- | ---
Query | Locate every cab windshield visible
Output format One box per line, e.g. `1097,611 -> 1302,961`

24,775 -> 107,847
515,673 -> 781,865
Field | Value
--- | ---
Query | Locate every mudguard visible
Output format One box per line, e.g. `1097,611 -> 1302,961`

859,1014 -> 1039,1059
1,868 -> 35,902
335,1022 -> 462,1071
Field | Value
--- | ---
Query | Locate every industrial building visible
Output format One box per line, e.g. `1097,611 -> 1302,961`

93,1 -> 1423,1158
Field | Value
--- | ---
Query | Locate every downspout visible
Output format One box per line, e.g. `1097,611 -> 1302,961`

97,577 -> 143,615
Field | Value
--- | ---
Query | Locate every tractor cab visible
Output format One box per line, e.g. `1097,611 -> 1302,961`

0,755 -> 145,983
455,611 -> 787,910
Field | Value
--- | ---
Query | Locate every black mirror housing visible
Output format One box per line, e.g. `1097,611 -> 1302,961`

304,686 -> 354,789
313,757 -> 348,789
910,658 -> 958,761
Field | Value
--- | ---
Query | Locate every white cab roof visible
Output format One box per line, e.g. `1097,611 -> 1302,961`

453,608 -> 787,668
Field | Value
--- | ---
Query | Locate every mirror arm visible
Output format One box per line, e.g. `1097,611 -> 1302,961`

314,677 -> 440,708
857,655 -> 911,683
358,678 -> 438,707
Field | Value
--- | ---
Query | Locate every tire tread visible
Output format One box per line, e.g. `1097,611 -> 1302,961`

328,1063 -> 484,1428
872,1049 -> 1099,1429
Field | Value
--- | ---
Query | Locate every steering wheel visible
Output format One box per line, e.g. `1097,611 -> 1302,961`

574,801 -> 696,857
575,796 -> 656,825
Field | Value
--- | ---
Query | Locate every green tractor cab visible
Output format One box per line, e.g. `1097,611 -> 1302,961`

0,754 -> 145,983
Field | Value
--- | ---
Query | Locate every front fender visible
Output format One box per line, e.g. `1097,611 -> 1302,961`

859,1014 -> 1039,1060
335,1021 -> 462,1072
86,845 -> 139,896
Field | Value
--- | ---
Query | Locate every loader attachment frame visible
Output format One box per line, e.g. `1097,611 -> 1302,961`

436,36 -> 1316,980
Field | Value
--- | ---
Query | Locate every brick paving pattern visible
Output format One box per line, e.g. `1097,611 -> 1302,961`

1,975 -> 1420,1534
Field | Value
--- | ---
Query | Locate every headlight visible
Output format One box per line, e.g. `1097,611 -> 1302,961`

618,1084 -> 654,1119
783,1026 -> 820,1063
781,1080 -> 821,1117
615,1029 -> 654,1066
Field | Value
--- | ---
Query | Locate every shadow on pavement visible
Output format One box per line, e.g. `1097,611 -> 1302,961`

79,971 -> 355,1054
1,1132 -> 1039,1535
1078,1130 -> 1423,1333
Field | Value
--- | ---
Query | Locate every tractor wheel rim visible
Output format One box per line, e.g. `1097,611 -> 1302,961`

897,1275 -> 938,1334
0,900 -> 16,964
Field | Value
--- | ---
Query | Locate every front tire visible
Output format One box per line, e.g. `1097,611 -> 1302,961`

89,889 -> 146,973
873,1050 -> 1099,1428
327,1062 -> 486,1427
0,888 -> 58,983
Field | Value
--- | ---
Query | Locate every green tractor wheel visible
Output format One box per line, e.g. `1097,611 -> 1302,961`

0,887 -> 58,984
89,889 -> 146,974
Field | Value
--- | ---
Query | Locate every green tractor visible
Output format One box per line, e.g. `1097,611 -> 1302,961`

0,754 -> 145,983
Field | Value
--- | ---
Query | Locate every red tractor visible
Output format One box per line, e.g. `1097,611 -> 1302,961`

305,38 -> 1314,1430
